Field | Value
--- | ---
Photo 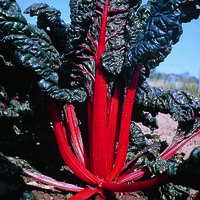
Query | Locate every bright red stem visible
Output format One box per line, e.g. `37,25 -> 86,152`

48,99 -> 100,186
65,104 -> 90,169
103,173 -> 169,192
118,127 -> 200,184
116,167 -> 149,184
160,128 -> 200,161
22,168 -> 84,192
107,84 -> 121,174
90,0 -> 110,178
68,187 -> 105,200
107,65 -> 142,182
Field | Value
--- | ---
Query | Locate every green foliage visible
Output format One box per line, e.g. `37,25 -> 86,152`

0,0 -> 199,199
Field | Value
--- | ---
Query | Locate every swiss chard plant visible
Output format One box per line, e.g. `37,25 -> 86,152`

0,0 -> 200,199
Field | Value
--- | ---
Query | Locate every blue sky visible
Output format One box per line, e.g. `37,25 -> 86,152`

17,0 -> 200,78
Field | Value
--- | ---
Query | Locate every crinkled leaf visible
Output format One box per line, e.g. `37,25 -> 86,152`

145,156 -> 170,175
127,122 -> 147,160
0,0 -> 86,102
160,183 -> 190,200
135,80 -> 200,123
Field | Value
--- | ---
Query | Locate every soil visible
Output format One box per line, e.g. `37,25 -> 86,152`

17,114 -> 200,199
138,113 -> 200,159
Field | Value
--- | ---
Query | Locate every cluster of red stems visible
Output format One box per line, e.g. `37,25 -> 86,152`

22,0 -> 200,199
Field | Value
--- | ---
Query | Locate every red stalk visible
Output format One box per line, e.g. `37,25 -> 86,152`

65,104 -> 90,169
90,0 -> 110,178
107,64 -> 142,182
116,167 -> 149,184
118,127 -> 200,184
48,99 -> 100,185
107,84 -> 121,174
22,168 -> 84,192
68,187 -> 105,200
160,128 -> 200,161
103,173 -> 169,192
119,164 -> 143,179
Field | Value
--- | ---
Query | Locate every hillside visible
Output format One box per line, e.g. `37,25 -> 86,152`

148,71 -> 200,96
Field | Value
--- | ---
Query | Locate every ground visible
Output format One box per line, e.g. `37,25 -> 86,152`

22,113 -> 200,199
138,113 -> 200,159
